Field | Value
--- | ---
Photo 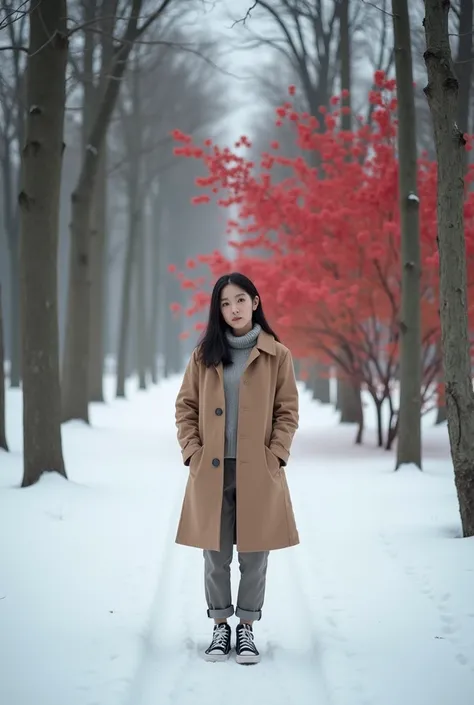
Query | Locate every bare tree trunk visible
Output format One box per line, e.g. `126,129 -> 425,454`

136,205 -> 147,390
312,363 -> 331,403
373,396 -> 384,448
19,0 -> 67,487
0,283 -> 8,452
424,0 -> 474,537
88,152 -> 107,402
88,0 -> 117,403
159,199 -> 182,378
62,0 -> 97,423
435,402 -> 447,424
163,321 -> 181,377
340,0 -> 351,127
392,0 -> 422,470
116,197 -> 141,397
335,378 -> 341,410
9,21 -> 27,388
116,59 -> 143,398
126,307 -> 136,380
62,0 -> 173,421
339,374 -> 362,421
436,397 -> 447,423
355,410 -> 364,445
158,200 -> 171,378
293,357 -> 301,381
77,0 -> 105,405
148,188 -> 162,383
338,369 -> 364,444
335,1 -> 364,426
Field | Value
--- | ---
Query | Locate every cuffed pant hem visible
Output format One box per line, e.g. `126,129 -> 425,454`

207,605 -> 234,619
235,606 -> 262,621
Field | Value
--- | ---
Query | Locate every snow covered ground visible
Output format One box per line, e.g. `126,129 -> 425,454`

0,376 -> 473,705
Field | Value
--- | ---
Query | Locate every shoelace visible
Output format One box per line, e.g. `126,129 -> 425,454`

210,625 -> 229,650
238,626 -> 257,653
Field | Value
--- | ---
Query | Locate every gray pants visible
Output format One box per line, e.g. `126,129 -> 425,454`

203,459 -> 269,621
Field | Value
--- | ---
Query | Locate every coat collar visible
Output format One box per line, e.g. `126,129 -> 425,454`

256,330 -> 277,356
215,330 -> 276,382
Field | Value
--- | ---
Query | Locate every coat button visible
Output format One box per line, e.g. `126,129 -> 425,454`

212,458 -> 220,467
215,407 -> 223,416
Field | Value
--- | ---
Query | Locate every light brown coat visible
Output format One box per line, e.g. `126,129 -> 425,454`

175,330 -> 300,552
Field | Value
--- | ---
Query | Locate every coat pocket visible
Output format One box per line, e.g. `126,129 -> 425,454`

189,445 -> 204,478
264,445 -> 281,478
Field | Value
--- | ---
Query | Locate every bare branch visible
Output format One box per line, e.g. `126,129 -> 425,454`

66,8 -> 179,37
231,1 -> 258,27
0,0 -> 31,32
0,44 -> 27,52
360,0 -> 394,16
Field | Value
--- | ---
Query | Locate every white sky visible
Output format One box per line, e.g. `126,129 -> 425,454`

189,0 -> 293,141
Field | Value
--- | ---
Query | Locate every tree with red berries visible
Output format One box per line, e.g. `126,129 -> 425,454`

170,74 -> 474,451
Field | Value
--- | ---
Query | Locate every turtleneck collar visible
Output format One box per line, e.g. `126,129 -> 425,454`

226,323 -> 262,350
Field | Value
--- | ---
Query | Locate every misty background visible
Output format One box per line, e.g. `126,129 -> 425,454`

0,0 -> 469,380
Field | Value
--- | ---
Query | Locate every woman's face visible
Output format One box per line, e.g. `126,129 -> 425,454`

220,283 -> 259,335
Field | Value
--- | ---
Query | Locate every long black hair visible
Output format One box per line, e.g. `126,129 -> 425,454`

198,272 -> 280,367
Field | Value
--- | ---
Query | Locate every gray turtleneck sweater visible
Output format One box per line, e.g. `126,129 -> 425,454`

223,323 -> 261,459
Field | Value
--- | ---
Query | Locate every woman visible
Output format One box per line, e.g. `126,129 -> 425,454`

175,272 -> 299,665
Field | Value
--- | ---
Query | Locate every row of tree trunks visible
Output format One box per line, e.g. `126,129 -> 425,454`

62,0 -> 172,422
303,362 -> 364,443
6,0 -> 213,487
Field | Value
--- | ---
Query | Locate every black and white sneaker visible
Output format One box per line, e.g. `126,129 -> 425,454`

204,623 -> 232,662
235,623 -> 260,664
